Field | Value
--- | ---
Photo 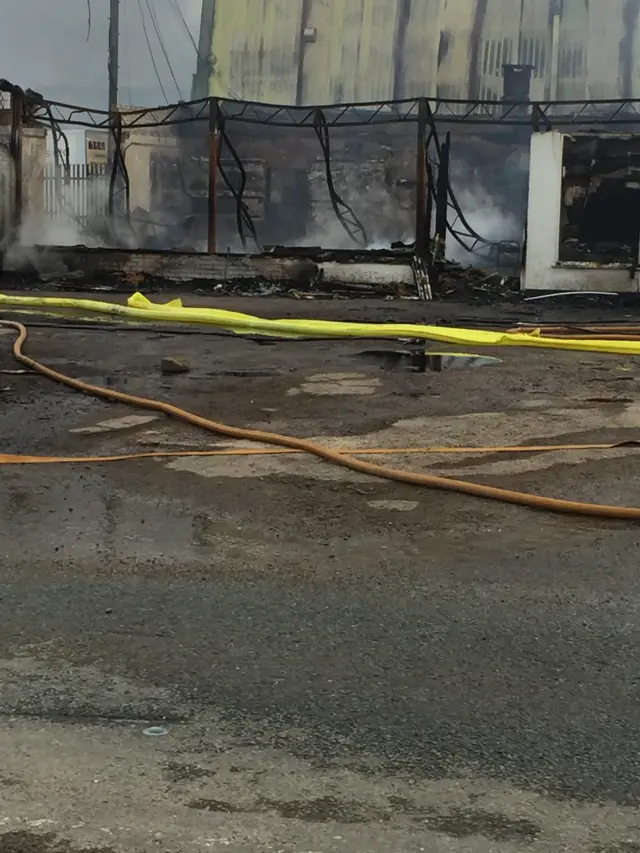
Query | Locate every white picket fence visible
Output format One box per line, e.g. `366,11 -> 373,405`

44,163 -> 109,226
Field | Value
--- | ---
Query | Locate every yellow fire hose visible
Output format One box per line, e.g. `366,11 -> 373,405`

3,319 -> 640,519
5,291 -> 640,354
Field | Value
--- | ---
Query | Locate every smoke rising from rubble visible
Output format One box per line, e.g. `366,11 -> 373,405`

446,185 -> 521,265
446,150 -> 528,266
296,162 -> 414,250
4,206 -> 103,276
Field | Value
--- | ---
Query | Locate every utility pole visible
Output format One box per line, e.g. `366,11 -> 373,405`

108,0 -> 120,112
107,0 -> 120,226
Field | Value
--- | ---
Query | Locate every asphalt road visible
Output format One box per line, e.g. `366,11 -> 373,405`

2,299 -> 640,852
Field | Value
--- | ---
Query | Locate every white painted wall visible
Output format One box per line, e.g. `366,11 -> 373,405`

522,131 -> 639,292
45,128 -> 87,166
320,262 -> 414,287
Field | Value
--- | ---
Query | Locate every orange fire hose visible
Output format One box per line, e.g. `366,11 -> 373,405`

3,318 -> 640,520
1,441 -> 639,465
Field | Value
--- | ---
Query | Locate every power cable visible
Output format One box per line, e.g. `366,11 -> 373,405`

136,0 -> 169,102
427,124 -> 504,263
217,117 -> 260,250
143,0 -> 183,100
425,124 -> 511,262
166,0 -> 198,53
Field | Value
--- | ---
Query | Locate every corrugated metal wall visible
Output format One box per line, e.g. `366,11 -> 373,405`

206,0 -> 640,104
300,0 -> 399,104
210,0 -> 303,102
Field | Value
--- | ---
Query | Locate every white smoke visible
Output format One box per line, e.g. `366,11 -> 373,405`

446,151 -> 527,266
446,186 -> 520,265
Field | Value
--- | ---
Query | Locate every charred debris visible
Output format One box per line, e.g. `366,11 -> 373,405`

560,134 -> 640,268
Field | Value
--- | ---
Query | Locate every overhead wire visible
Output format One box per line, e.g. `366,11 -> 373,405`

137,0 -> 169,103
166,0 -> 199,53
143,0 -> 183,100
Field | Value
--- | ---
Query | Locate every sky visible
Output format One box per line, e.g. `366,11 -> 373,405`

0,0 -> 203,108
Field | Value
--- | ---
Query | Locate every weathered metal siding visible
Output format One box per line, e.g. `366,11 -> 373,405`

206,0 -> 640,104
300,0 -> 399,103
556,0 -> 589,101
209,0 -> 303,102
475,0 -> 523,101
393,0 -> 442,99
433,0 -> 473,100
300,0 -> 447,104
517,0 -> 552,100
585,0 -> 625,99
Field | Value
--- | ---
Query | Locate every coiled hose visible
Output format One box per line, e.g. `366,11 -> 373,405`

3,319 -> 640,520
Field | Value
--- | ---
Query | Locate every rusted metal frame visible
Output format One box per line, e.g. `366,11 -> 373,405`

265,106 -> 315,125
598,103 -> 628,123
207,97 -> 219,254
355,103 -> 388,123
498,102 -> 519,121
415,99 -> 429,260
126,105 -> 181,128
123,102 -> 210,129
9,93 -> 24,235
30,91 -> 640,132
434,132 -> 450,264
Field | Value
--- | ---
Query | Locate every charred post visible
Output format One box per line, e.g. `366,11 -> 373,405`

415,98 -> 429,259
207,98 -> 219,254
434,131 -> 450,262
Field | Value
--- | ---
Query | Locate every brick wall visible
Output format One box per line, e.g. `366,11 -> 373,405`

18,247 -> 319,287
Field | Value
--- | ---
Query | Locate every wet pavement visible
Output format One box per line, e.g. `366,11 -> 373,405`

2,297 -> 640,852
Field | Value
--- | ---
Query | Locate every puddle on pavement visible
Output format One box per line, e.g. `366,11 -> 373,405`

357,349 -> 502,372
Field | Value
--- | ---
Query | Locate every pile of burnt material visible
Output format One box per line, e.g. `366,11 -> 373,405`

432,260 -> 520,302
